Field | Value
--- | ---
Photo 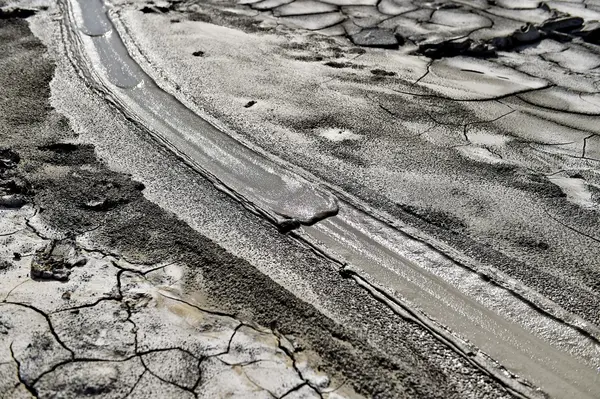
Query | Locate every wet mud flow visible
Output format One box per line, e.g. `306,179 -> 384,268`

62,0 -> 600,398
65,0 -> 338,228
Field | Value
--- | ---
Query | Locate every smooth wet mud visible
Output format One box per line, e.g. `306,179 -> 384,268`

71,0 -> 111,36
66,0 -> 338,227
301,201 -> 600,399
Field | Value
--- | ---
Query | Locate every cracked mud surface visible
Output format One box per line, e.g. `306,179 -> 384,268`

0,10 -> 524,399
1,227 -> 334,399
112,0 -> 600,331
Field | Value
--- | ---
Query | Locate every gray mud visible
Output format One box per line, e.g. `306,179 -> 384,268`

46,1 -> 600,397
67,0 -> 338,228
0,12 -> 517,399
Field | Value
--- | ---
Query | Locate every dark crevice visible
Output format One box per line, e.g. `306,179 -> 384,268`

158,292 -> 240,320
0,8 -> 37,19
50,297 -> 120,314
278,382 -> 308,399
582,134 -> 595,158
542,207 -> 600,245
391,83 -> 556,103
190,356 -> 205,391
275,333 -> 325,399
140,355 -> 199,398
2,279 -> 30,302
413,60 -> 432,85
2,301 -> 75,358
516,93 -> 600,116
0,228 -> 24,237
217,358 -> 262,368
122,369 -> 146,399
9,343 -> 39,398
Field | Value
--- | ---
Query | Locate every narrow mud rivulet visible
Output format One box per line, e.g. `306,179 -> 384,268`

92,1 -> 600,397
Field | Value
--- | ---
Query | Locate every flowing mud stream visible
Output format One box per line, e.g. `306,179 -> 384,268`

61,0 -> 600,398
64,0 -> 338,228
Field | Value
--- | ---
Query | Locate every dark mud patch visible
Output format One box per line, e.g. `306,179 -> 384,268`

140,5 -> 170,14
280,42 -> 311,51
293,54 -> 324,62
324,61 -> 360,69
188,12 -> 212,23
397,204 -> 467,233
0,7 -> 36,19
140,6 -> 158,14
371,69 -> 396,77
38,143 -> 80,153
348,47 -> 366,55
38,143 -> 96,166
324,61 -> 346,68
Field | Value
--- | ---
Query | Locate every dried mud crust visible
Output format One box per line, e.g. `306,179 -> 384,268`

136,0 -> 600,56
0,14 -> 516,399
